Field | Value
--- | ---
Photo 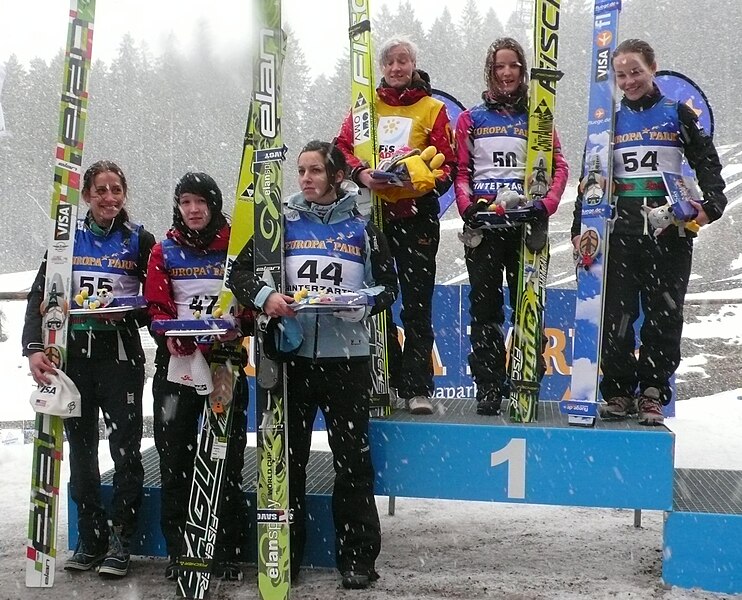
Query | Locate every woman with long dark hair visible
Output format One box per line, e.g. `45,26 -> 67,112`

23,160 -> 155,577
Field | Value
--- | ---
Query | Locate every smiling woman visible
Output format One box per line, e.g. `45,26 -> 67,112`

22,159 -> 156,578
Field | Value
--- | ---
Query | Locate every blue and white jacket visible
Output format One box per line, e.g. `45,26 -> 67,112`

229,182 -> 397,361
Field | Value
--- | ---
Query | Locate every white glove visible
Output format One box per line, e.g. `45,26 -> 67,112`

333,306 -> 370,323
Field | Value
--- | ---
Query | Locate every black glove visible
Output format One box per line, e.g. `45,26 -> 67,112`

526,199 -> 548,222
463,199 -> 489,227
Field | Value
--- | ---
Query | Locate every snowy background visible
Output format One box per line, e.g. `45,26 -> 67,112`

3,0 -> 742,597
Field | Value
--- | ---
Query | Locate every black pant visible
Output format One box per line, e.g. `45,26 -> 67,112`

465,228 -> 522,394
287,359 -> 381,575
152,368 -> 248,560
65,358 -> 144,544
600,233 -> 693,405
384,212 -> 440,398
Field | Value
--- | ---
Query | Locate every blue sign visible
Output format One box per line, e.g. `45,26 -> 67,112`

243,284 -> 674,431
432,89 -> 466,217
656,70 -> 714,179
655,70 -> 714,136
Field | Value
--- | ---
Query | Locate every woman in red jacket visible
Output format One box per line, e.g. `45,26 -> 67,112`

336,37 -> 456,415
145,172 -> 249,581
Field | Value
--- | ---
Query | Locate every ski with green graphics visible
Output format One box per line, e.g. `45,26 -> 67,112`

252,0 -> 291,598
347,0 -> 391,416
26,0 -> 96,588
508,0 -> 562,423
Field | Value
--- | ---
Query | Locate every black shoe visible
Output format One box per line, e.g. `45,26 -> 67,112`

341,568 -> 379,590
165,556 -> 179,581
98,527 -> 130,577
213,561 -> 243,581
476,386 -> 503,416
64,539 -> 107,571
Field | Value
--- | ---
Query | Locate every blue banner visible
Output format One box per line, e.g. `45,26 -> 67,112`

243,284 -> 673,430
432,89 -> 466,217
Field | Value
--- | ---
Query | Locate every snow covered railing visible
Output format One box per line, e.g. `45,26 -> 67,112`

0,291 -> 28,300
685,295 -> 742,306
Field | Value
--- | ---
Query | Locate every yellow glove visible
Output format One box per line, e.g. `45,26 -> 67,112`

396,145 -> 446,194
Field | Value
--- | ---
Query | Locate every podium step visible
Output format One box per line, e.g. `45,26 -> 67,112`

663,468 -> 742,595
69,445 -> 336,568
369,399 -> 674,510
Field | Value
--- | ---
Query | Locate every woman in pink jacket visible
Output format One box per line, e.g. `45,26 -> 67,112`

455,38 -> 569,415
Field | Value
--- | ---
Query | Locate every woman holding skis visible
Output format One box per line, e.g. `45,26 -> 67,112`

571,39 -> 727,425
145,172 -> 250,581
455,38 -> 569,415
336,37 -> 456,415
23,160 -> 155,578
228,140 -> 397,589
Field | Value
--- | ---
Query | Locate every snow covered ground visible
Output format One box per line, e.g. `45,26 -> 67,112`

1,275 -> 742,599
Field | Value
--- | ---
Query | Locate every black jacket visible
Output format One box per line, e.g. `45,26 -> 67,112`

22,215 -> 155,364
571,88 -> 727,238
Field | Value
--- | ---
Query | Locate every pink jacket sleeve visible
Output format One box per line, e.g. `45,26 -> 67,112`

454,109 -> 474,217
542,129 -> 569,216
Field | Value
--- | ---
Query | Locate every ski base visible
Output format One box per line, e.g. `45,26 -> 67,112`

26,413 -> 64,588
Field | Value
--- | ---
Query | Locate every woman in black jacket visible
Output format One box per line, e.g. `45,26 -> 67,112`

23,160 -> 154,577
571,39 -> 726,426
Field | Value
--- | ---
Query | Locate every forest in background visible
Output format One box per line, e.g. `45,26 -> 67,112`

0,0 -> 738,273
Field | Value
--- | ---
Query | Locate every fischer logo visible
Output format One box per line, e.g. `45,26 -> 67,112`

349,0 -> 371,87
536,0 -> 560,95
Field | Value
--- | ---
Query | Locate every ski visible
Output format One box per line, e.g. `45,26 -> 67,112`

26,0 -> 96,588
508,0 -> 562,423
347,0 -> 391,416
560,0 -> 622,426
252,0 -> 291,597
175,86 -> 256,600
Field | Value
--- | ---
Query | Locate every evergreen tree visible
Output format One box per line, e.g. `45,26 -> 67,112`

419,8 -> 460,98
282,25 -> 312,185
454,0 -> 486,107
372,4 -> 398,52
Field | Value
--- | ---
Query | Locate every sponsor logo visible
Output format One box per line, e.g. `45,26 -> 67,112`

256,29 -> 277,139
349,3 -> 371,87
596,30 -> 612,48
257,509 -> 286,522
595,47 -> 610,82
54,204 -> 72,241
